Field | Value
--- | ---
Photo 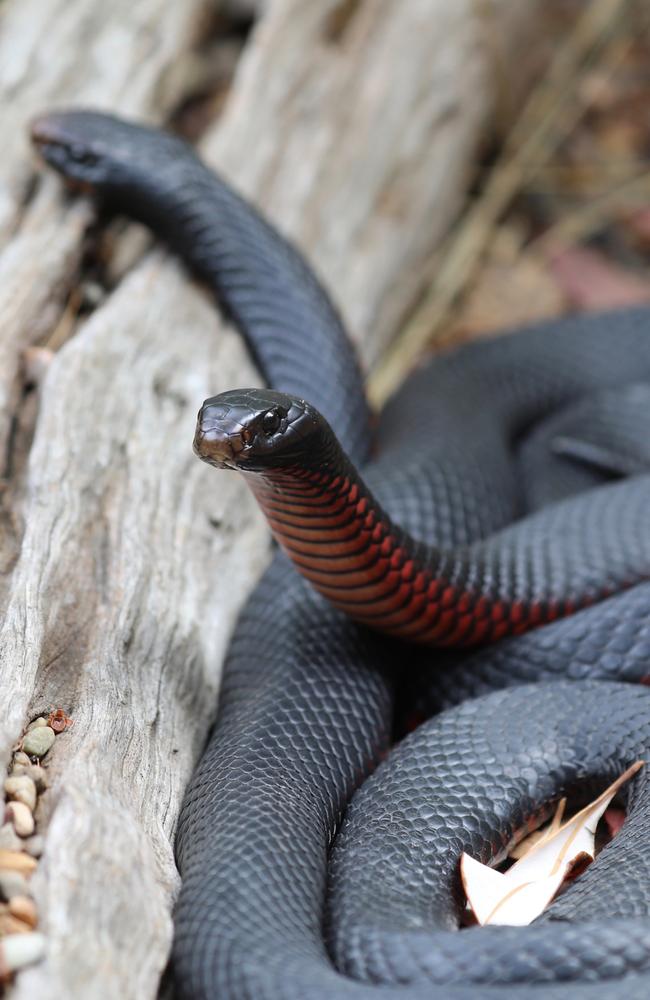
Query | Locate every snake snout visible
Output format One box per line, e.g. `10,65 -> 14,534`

30,114 -> 62,153
193,416 -> 241,469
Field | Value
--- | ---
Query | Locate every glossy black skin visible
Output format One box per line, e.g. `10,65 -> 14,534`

31,110 -> 650,999
177,305 -> 650,1000
194,388 -> 323,472
193,384 -> 650,649
31,110 -> 372,467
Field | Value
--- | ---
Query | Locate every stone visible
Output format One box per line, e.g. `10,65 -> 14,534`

5,803 -> 34,838
23,835 -> 44,859
4,776 -> 37,811
25,764 -> 47,793
0,850 -> 37,875
8,896 -> 38,928
0,932 -> 46,972
22,726 -> 55,758
0,912 -> 31,935
0,871 -> 30,902
25,718 -> 47,732
10,751 -> 31,778
0,824 -> 21,853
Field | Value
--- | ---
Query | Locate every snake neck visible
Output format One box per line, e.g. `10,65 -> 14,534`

242,428 -> 599,648
125,162 -> 372,465
243,447 -> 488,646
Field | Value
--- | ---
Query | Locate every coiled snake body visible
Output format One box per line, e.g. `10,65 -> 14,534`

32,111 -> 650,999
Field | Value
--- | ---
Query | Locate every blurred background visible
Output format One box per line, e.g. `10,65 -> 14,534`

2,0 -> 649,401
371,0 -> 650,399
422,0 -> 650,346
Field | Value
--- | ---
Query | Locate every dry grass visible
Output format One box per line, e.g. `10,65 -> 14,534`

369,0 -> 650,406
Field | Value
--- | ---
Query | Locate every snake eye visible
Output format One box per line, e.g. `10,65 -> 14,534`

70,144 -> 98,167
261,410 -> 282,436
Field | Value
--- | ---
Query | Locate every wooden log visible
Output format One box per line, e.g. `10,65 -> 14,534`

0,1 -> 550,996
0,0 -> 210,564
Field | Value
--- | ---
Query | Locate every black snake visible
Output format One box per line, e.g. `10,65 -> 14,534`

31,109 -> 650,999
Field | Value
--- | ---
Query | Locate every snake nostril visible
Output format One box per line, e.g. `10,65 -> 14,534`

193,424 -> 232,461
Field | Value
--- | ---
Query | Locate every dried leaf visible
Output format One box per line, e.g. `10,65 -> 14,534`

547,246 -> 650,310
510,797 -> 566,860
461,760 -> 644,926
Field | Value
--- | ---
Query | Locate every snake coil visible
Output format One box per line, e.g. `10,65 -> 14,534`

32,110 -> 650,1000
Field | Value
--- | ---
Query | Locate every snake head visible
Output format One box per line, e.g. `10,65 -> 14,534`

194,388 -> 325,473
31,110 -> 122,187
30,109 -> 189,192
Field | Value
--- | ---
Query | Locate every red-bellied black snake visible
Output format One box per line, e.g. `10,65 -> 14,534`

32,109 -> 650,1000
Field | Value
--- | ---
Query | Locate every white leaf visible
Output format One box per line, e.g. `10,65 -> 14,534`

461,760 -> 644,926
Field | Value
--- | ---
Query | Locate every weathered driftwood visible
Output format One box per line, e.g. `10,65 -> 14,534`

0,0 -> 211,579
0,1 -> 549,996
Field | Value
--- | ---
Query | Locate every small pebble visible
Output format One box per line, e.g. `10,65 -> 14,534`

0,931 -> 45,972
0,824 -> 22,853
25,764 -> 47,793
22,726 -> 55,758
8,896 -> 37,928
0,871 -> 30,902
82,280 -> 106,309
10,752 -> 31,777
22,347 -> 54,388
4,776 -> 37,811
0,912 -> 31,936
0,850 -> 37,875
25,718 -> 47,732
23,836 -> 43,859
6,803 -> 34,838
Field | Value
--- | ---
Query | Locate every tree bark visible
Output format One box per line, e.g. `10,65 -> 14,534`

0,1 -> 548,996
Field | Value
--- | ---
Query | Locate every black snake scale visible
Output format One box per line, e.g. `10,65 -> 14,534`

30,110 -> 650,998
